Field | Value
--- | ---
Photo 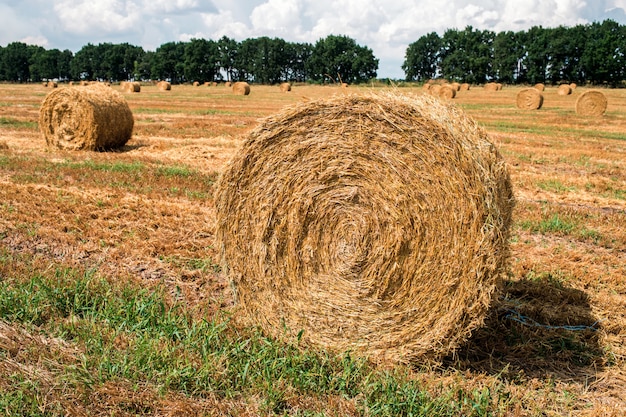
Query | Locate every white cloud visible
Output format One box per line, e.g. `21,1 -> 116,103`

54,0 -> 142,34
250,0 -> 301,34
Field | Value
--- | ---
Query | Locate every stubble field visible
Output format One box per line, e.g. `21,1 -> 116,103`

0,81 -> 625,416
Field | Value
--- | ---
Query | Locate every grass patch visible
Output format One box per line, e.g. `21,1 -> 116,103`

0,117 -> 37,129
0,252 -> 515,416
537,179 -> 576,193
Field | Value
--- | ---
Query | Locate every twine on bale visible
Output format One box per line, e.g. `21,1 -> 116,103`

516,88 -> 543,110
39,83 -> 134,151
215,92 -> 514,364
575,90 -> 608,116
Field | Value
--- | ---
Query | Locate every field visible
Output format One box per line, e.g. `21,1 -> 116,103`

0,82 -> 625,416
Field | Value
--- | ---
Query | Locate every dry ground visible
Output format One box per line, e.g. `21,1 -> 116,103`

0,81 -> 625,415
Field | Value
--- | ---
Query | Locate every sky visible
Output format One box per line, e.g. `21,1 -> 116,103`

1,0 -> 626,79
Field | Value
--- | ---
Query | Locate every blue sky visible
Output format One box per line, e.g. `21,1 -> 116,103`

1,0 -> 625,79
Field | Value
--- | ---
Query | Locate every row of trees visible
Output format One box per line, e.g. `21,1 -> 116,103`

402,20 -> 626,85
0,35 -> 378,85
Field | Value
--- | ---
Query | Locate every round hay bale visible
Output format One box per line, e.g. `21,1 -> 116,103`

279,82 -> 292,92
558,84 -> 572,95
422,83 -> 432,91
225,81 -> 232,87
450,82 -> 461,91
460,83 -> 470,91
516,88 -> 544,110
575,90 -> 608,116
157,81 -> 171,91
484,82 -> 498,91
429,84 -> 442,96
569,82 -> 577,90
0,140 -> 8,150
438,84 -> 456,99
533,83 -> 545,92
495,83 -> 503,91
193,81 -> 200,87
39,83 -> 134,151
215,92 -> 514,364
121,81 -> 140,93
232,81 -> 250,95
48,81 -> 58,88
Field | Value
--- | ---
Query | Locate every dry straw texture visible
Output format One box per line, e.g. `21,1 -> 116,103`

558,84 -> 572,95
39,83 -> 134,151
232,81 -> 250,95
279,82 -> 292,92
121,81 -> 140,93
575,90 -> 608,116
516,88 -> 544,110
215,92 -> 514,364
534,83 -> 545,92
569,82 -> 577,90
157,81 -> 171,91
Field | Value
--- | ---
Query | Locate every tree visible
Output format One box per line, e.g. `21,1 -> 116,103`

71,43 -> 101,81
580,19 -> 625,85
439,26 -> 494,83
493,31 -> 524,84
152,42 -> 186,83
520,26 -> 549,84
184,38 -> 220,83
306,35 -> 378,84
217,36 -> 239,82
0,42 -> 32,82
402,32 -> 441,81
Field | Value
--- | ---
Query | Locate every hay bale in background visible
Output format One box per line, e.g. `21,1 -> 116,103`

516,88 -> 544,110
534,83 -> 545,91
484,82 -> 498,91
460,83 -> 470,91
232,82 -> 250,95
193,81 -> 200,87
279,82 -> 292,92
39,83 -> 134,151
438,84 -> 456,99
569,82 -> 577,90
495,83 -> 503,90
157,81 -> 171,91
575,90 -> 608,116
0,140 -> 8,150
558,84 -> 572,95
215,92 -> 514,364
450,82 -> 461,91
225,81 -> 232,87
121,81 -> 140,93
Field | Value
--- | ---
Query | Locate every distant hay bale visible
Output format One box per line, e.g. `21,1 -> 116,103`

569,82 -> 577,90
429,84 -> 442,96
438,84 -> 456,99
450,82 -> 460,91
121,81 -> 140,93
516,88 -> 544,110
157,81 -> 171,91
225,81 -> 232,87
460,83 -> 470,91
422,83 -> 432,91
0,140 -> 8,150
193,81 -> 200,87
484,82 -> 498,91
212,81 -> 218,87
279,82 -> 292,92
341,83 -> 349,88
48,81 -> 58,88
39,83 -> 134,151
215,92 -> 514,364
534,83 -> 545,91
495,83 -> 503,90
558,84 -> 572,95
232,81 -> 250,95
575,90 -> 608,116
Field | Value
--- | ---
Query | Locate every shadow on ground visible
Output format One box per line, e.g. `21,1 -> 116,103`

443,277 -> 604,382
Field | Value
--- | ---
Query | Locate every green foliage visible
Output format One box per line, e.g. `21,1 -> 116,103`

306,35 -> 378,84
402,32 -> 441,81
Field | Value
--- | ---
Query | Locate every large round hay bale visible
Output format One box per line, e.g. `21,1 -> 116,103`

39,83 -> 134,151
157,81 -> 171,91
558,84 -> 572,95
279,82 -> 292,92
232,81 -> 250,95
575,90 -> 608,116
215,92 -> 514,364
438,84 -> 456,99
516,88 -> 544,110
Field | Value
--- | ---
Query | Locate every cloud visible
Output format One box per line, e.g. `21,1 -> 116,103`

53,0 -> 142,34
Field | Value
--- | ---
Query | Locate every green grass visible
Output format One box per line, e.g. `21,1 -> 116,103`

536,179 -> 577,193
0,117 -> 37,130
0,251 -> 514,416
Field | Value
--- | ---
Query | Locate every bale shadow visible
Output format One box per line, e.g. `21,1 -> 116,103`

442,276 -> 605,382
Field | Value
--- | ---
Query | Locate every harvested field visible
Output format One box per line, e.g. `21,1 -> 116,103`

0,82 -> 625,416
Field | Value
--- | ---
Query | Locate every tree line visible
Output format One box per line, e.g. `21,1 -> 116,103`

0,19 -> 624,85
402,20 -> 626,86
0,35 -> 378,85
